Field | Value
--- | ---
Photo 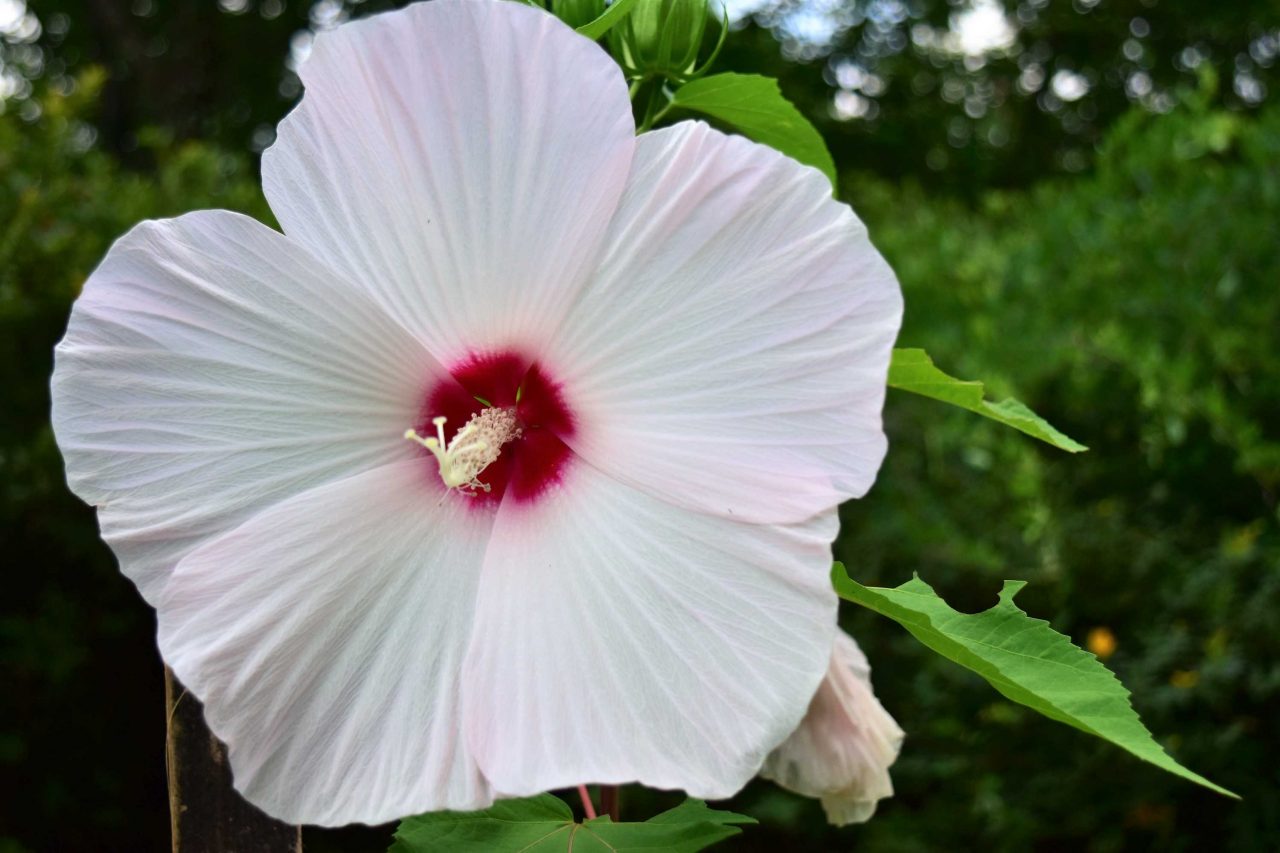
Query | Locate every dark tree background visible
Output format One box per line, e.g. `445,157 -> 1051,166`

2,1 -> 1277,851
17,0 -> 1279,187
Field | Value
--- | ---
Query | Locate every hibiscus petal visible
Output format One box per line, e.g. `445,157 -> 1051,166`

52,211 -> 439,603
263,0 -> 634,360
548,122 -> 903,525
159,460 -> 494,826
760,630 -> 904,825
462,463 -> 838,799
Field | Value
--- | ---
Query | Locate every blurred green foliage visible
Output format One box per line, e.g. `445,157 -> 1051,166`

23,0 -> 1279,192
2,17 -> 1278,853
701,0 -> 1280,194
0,73 -> 269,852
818,79 -> 1280,851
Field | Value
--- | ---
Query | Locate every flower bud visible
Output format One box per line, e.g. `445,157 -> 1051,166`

761,630 -> 904,825
610,0 -> 712,83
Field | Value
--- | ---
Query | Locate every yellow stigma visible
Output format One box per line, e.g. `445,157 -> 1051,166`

405,409 -> 521,494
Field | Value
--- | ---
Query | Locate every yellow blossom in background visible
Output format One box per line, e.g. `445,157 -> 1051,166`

1085,627 -> 1117,660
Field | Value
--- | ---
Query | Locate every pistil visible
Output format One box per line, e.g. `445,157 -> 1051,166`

405,408 -> 522,493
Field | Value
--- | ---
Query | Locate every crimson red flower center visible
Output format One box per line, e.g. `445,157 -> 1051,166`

418,350 -> 575,507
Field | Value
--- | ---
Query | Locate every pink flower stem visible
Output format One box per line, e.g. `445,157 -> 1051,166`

576,784 -> 597,820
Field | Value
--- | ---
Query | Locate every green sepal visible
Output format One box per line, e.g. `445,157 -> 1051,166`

575,0 -> 643,41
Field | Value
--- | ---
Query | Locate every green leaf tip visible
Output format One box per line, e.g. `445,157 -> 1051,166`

887,347 -> 1088,453
832,564 -> 1237,799
669,72 -> 837,189
997,579 -> 1028,604
390,795 -> 755,852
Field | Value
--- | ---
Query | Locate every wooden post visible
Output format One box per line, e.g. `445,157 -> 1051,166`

165,668 -> 303,853
600,785 -> 621,822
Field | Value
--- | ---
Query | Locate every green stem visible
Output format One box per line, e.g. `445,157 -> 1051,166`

648,100 -> 673,128
636,80 -> 670,133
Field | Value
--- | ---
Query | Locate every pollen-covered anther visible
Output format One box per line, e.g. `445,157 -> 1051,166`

405,408 -> 522,494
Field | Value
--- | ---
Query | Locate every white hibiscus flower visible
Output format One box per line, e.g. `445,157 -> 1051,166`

51,0 -> 902,826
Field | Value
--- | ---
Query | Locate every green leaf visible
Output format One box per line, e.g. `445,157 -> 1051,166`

390,795 -> 755,853
832,564 -> 1237,799
584,800 -> 754,852
669,73 -> 837,188
575,0 -> 642,41
888,348 -> 1087,452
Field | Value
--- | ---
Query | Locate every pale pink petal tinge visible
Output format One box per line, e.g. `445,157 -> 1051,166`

463,464 -> 839,800
262,0 -> 635,360
159,460 -> 493,825
51,0 -> 904,826
761,630 -> 905,825
549,122 -> 901,525
51,211 -> 443,604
